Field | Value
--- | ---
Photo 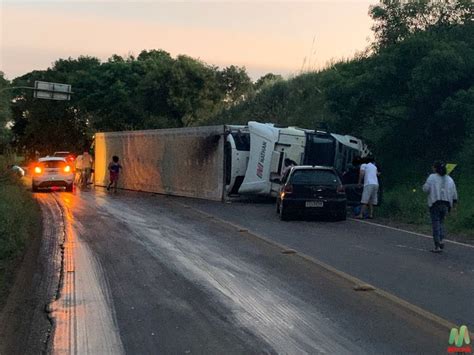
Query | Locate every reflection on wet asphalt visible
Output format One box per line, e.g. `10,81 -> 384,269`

39,189 -> 449,354
37,193 -> 124,354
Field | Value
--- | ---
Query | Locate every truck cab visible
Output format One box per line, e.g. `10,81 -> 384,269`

232,122 -> 369,198
237,122 -> 306,196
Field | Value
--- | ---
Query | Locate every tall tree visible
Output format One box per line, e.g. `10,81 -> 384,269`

254,73 -> 283,92
219,65 -> 253,106
369,0 -> 473,49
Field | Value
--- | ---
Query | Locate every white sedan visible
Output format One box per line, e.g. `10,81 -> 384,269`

32,157 -> 74,192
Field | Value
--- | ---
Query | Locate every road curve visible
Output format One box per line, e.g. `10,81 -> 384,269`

37,188 -> 452,354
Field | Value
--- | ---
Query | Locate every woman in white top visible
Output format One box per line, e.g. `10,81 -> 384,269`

422,161 -> 458,253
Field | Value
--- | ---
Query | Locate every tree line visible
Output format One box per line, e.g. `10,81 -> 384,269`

1,51 -> 282,156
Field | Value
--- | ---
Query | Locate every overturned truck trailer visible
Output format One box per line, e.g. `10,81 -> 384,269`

94,126 -> 226,201
95,122 -> 368,201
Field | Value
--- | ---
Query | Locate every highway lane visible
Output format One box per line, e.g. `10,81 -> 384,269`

37,189 -> 453,353
184,197 -> 474,330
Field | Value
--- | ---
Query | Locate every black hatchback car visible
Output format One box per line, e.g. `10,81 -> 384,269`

276,166 -> 347,221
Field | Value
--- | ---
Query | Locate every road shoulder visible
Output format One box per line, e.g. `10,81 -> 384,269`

0,195 -> 61,354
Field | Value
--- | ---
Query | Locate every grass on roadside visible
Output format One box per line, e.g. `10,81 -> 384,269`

0,156 -> 41,304
377,176 -> 474,242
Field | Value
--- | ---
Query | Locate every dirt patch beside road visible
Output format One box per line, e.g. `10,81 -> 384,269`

0,193 -> 63,355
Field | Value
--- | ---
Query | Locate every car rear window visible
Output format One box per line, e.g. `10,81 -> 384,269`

39,161 -> 66,168
290,170 -> 339,185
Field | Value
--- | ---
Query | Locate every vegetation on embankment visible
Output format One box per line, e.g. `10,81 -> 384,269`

377,176 -> 474,241
0,156 -> 41,304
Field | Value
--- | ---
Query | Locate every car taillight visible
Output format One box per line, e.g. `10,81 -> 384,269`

337,185 -> 345,194
34,166 -> 42,174
64,165 -> 71,173
280,184 -> 293,199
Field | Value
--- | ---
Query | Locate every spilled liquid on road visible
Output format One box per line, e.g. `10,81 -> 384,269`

40,191 -> 124,355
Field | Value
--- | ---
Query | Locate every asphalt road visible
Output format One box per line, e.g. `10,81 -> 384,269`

185,197 -> 474,329
33,188 -> 466,354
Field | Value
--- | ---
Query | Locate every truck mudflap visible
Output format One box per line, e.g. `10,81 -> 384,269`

94,126 -> 225,201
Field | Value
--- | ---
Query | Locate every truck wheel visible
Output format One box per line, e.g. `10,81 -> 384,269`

66,183 -> 73,192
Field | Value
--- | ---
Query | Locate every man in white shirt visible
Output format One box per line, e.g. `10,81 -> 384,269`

356,156 -> 379,219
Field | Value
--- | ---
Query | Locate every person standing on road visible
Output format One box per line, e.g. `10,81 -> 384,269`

423,161 -> 458,253
342,156 -> 363,216
82,151 -> 93,188
356,156 -> 379,219
74,154 -> 83,185
107,156 -> 122,192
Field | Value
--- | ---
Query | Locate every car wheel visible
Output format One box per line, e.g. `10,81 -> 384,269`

279,204 -> 290,221
32,184 -> 38,192
66,183 -> 73,192
276,200 -> 281,214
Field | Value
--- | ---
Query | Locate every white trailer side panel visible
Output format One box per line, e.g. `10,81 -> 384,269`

94,126 -> 225,201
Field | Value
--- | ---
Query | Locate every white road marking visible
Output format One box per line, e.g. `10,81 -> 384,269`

349,218 -> 474,249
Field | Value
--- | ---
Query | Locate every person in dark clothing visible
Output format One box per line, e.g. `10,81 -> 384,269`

107,156 -> 123,192
342,156 -> 362,184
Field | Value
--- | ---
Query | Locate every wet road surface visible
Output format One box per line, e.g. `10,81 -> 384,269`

185,197 -> 474,329
36,189 -> 457,354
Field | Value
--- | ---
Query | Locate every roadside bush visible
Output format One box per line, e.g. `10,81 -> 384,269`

377,174 -> 474,239
446,176 -> 474,235
378,184 -> 427,225
0,156 -> 41,302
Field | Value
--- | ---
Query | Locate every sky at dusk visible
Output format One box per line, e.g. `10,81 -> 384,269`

0,1 -> 376,80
